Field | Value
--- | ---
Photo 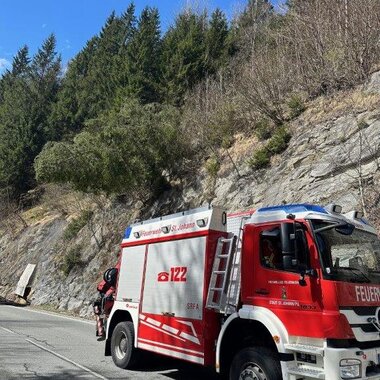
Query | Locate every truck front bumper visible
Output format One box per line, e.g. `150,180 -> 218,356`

324,346 -> 380,380
286,345 -> 380,380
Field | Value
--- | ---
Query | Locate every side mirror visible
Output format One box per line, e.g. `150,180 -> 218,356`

281,222 -> 312,274
103,267 -> 118,287
281,223 -> 296,270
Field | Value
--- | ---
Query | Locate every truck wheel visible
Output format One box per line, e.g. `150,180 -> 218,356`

229,347 -> 282,380
111,321 -> 139,369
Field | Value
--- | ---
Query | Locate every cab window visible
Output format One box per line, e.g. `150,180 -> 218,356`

260,227 -> 283,270
260,224 -> 310,272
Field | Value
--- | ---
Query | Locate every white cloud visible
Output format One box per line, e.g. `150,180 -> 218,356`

42,23 -> 47,29
0,58 -> 10,73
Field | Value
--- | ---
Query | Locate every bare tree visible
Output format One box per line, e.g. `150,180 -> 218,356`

0,190 -> 28,234
182,73 -> 242,178
285,0 -> 380,95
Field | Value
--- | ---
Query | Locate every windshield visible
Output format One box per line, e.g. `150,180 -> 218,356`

311,220 -> 380,283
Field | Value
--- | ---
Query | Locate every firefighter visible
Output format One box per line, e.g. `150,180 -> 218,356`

93,261 -> 120,339
262,237 -> 282,269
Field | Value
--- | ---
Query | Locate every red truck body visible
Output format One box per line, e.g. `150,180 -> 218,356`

98,204 -> 380,380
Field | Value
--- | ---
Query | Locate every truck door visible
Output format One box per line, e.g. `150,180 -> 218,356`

242,222 -> 323,338
116,245 -> 146,303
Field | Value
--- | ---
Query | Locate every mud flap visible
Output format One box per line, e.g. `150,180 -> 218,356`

105,338 -> 111,356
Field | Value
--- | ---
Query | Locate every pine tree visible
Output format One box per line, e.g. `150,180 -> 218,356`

206,9 -> 229,74
11,45 -> 30,77
30,34 -> 61,144
0,36 -> 61,197
125,6 -> 162,103
48,36 -> 99,140
0,46 -> 33,196
121,3 -> 137,46
49,5 -> 138,138
161,11 -> 208,106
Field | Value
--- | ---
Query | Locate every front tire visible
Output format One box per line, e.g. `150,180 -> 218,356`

111,321 -> 139,369
229,347 -> 282,380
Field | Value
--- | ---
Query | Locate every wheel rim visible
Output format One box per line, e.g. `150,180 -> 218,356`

115,331 -> 128,360
239,363 -> 267,380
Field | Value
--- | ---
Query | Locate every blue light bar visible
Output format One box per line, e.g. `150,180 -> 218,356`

257,204 -> 328,214
124,226 -> 132,239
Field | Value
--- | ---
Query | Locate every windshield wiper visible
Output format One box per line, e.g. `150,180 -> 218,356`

314,222 -> 352,234
337,267 -> 371,283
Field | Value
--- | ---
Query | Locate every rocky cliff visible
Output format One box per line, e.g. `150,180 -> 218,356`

1,74 -> 380,316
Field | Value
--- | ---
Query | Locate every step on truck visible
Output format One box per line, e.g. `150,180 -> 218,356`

95,204 -> 380,380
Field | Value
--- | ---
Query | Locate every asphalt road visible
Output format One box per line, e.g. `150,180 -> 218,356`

0,305 -> 219,379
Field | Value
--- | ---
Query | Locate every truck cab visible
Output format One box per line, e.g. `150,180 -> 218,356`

223,204 -> 380,380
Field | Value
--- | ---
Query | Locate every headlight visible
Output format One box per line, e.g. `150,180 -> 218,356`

340,359 -> 361,379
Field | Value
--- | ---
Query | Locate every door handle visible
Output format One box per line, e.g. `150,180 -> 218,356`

162,312 -> 175,317
255,288 -> 270,295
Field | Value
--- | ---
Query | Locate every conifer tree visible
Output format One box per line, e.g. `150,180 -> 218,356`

0,47 -> 33,196
0,36 -> 60,197
124,6 -> 162,103
30,34 -> 61,144
206,9 -> 230,74
161,11 -> 208,106
49,5 -> 137,138
48,37 -> 100,140
11,45 -> 30,77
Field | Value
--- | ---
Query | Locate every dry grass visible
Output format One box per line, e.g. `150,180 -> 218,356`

298,89 -> 380,126
22,205 -> 56,226
218,133 -> 259,176
40,184 -> 92,217
227,133 -> 259,163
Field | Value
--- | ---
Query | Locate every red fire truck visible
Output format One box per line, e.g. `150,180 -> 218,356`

96,204 -> 380,380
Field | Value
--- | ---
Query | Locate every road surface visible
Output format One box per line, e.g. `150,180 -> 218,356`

0,305 -> 219,379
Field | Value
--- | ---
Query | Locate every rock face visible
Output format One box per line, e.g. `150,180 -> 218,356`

0,203 -> 130,317
206,111 -> 380,213
0,83 -> 379,317
365,71 -> 380,94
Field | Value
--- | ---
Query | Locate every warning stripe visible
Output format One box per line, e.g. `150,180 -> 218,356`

139,314 -> 200,345
138,341 -> 204,365
138,338 -> 204,356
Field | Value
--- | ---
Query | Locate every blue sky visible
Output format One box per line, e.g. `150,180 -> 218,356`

0,0 -> 282,74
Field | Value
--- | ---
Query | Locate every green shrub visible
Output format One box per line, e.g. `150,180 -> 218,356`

249,148 -> 270,169
249,127 -> 291,170
62,245 -> 82,276
266,127 -> 291,154
287,94 -> 306,119
254,119 -> 272,141
63,210 -> 93,241
205,155 -> 220,177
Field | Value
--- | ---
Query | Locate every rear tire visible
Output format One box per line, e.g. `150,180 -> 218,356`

111,321 -> 139,369
229,347 -> 282,380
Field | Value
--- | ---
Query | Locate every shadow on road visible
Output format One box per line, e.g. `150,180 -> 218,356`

132,352 -> 220,379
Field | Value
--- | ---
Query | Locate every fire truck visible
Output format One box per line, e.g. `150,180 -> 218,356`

96,204 -> 380,379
